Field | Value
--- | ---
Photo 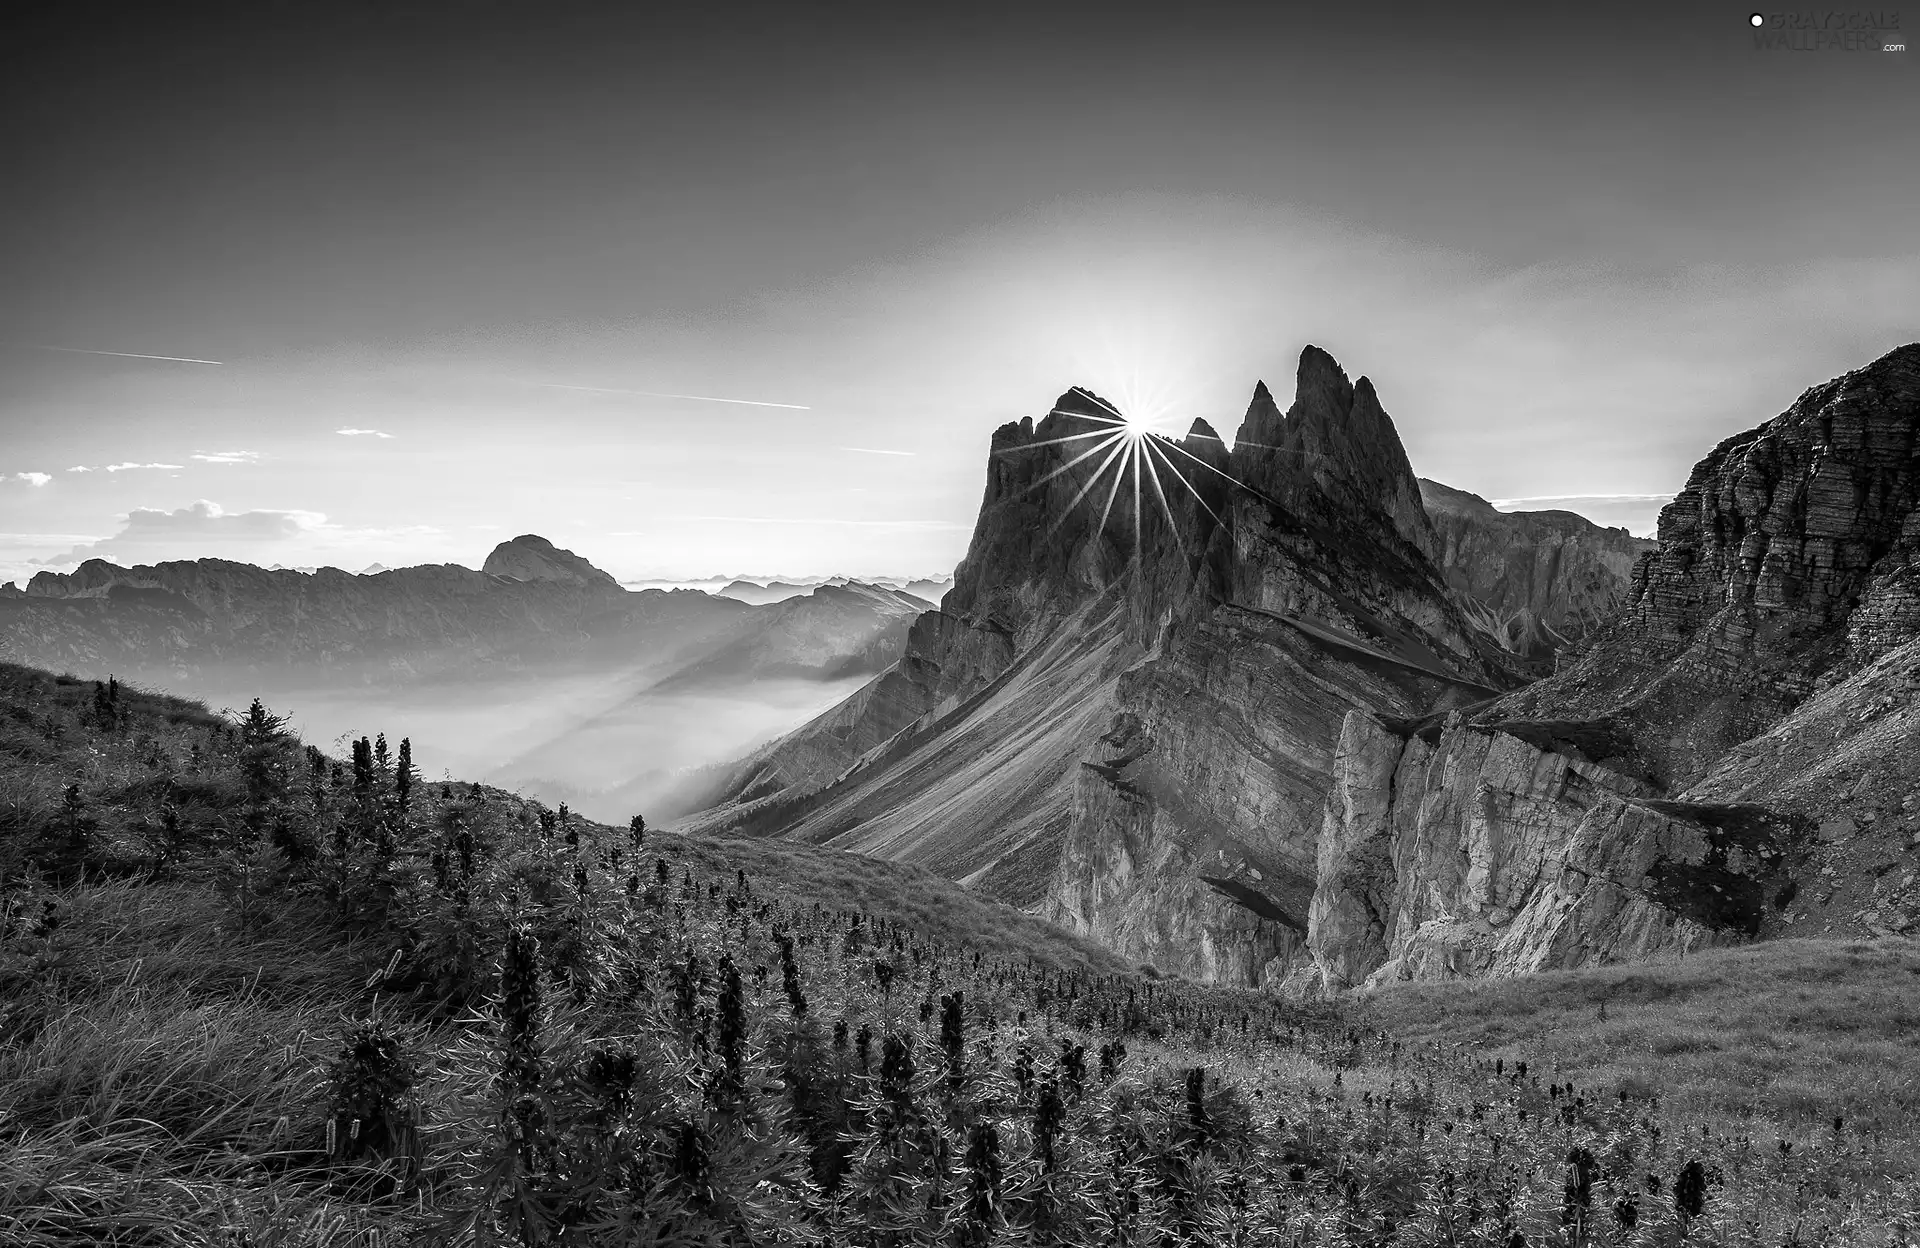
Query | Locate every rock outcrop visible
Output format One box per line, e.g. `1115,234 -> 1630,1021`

1307,343 -> 1920,991
1418,479 -> 1653,666
481,534 -> 624,591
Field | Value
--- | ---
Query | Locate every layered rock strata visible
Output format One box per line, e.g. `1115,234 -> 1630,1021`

1308,344 -> 1920,991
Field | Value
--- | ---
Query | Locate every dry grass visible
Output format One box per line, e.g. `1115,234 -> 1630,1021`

0,884 -> 416,1246
1358,937 -> 1920,1137
659,829 -> 1137,977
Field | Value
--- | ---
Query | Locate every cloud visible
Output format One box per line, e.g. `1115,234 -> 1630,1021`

11,498 -> 450,580
34,500 -> 329,565
10,473 -> 51,487
191,450 -> 263,465
336,428 -> 395,439
63,462 -> 184,473
840,446 -> 916,457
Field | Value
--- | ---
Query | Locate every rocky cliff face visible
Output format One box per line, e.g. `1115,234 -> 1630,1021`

690,348 -> 1525,985
1307,344 -> 1920,991
1418,479 -> 1653,666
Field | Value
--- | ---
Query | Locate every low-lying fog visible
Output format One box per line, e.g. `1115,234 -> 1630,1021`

187,670 -> 865,825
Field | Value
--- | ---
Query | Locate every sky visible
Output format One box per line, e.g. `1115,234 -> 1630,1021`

2,1 -> 1915,585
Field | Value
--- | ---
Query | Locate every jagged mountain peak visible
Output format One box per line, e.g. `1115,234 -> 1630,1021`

1184,416 -> 1226,446
1232,346 -> 1435,558
1293,342 -> 1356,425
481,534 -> 622,591
1058,385 -> 1120,418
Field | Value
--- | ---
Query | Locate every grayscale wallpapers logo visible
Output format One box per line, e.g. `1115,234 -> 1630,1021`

1748,10 -> 1906,50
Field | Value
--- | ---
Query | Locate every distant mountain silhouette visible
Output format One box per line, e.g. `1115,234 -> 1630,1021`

1418,478 -> 1652,667
3,538 -> 926,695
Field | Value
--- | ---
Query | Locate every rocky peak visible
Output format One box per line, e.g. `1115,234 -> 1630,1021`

1234,345 -> 1436,560
1625,342 -> 1920,688
1493,341 -> 1920,778
481,534 -> 623,592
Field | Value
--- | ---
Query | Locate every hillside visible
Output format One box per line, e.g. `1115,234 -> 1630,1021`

1358,936 -> 1920,1131
2,660 -> 1913,1243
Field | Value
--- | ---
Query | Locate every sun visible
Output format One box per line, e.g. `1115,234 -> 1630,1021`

993,386 -> 1250,574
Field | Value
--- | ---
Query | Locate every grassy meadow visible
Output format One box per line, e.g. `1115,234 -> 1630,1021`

2,662 -> 1914,1245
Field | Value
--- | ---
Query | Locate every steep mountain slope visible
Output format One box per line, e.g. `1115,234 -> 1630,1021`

690,348 -> 1524,985
1309,343 -> 1920,990
1418,479 -> 1653,665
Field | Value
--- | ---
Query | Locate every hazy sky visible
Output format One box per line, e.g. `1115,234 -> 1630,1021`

3,2 -> 1915,583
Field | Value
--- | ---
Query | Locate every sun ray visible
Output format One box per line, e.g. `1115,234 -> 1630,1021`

1152,434 -> 1289,512
992,424 -> 1119,457
1094,436 -> 1131,546
1138,435 -> 1186,569
1020,428 -> 1131,496
1145,435 -> 1228,533
1049,403 -> 1128,426
1131,437 -> 1143,571
1045,433 -> 1136,539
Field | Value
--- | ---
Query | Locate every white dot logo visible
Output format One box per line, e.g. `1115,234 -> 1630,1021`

1749,12 -> 1764,26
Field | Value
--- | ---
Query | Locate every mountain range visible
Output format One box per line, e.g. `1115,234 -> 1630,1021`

677,342 -> 1920,992
0,536 -> 932,821
716,576 -> 953,606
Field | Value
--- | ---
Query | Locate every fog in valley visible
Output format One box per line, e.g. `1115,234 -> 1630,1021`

178,669 -> 866,825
